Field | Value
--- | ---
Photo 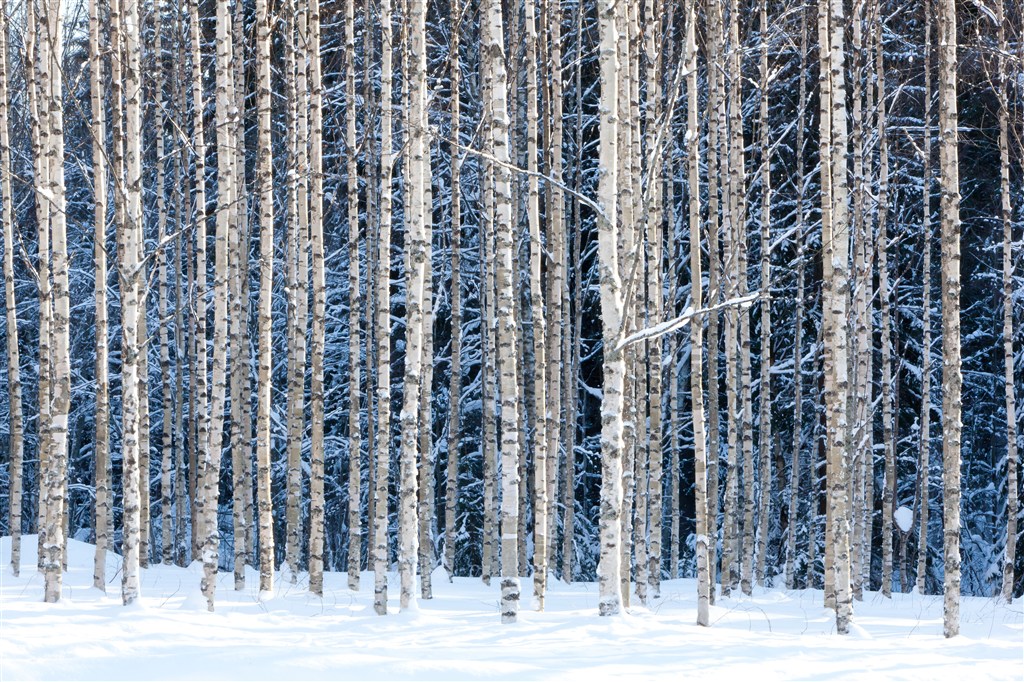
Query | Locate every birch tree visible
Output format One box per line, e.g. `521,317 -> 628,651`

1,0 -> 24,579
373,0 -> 395,615
201,0 -> 236,611
254,0 -> 276,596
525,0 -> 550,611
345,0 -> 362,592
119,0 -> 145,606
443,0 -> 463,581
595,0 -> 625,618
937,0 -> 962,637
481,0 -> 522,623
917,0 -> 934,596
876,4 -> 896,597
996,0 -> 1018,606
824,0 -> 854,634
398,0 -> 430,612
785,2 -> 809,591
755,0 -> 773,588
686,0 -> 710,626
188,0 -> 210,564
309,0 -> 328,598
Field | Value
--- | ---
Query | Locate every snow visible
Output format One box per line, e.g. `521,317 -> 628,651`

2,536 -> 1021,681
895,506 -> 914,533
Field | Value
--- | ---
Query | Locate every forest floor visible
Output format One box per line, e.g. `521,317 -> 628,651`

1,536 -> 1020,681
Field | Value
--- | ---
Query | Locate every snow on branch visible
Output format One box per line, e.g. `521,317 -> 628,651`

614,292 -> 760,352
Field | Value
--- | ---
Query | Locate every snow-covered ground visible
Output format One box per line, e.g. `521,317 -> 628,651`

1,537 -> 1020,681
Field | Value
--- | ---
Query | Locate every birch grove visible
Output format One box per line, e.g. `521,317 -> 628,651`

0,0 -> 1019,635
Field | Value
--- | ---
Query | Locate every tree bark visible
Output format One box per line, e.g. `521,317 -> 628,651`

876,5 -> 896,598
373,0 -> 395,615
118,0 -> 144,606
254,0 -> 276,597
201,0 -> 236,612
755,0 -> 773,588
1,0 -> 24,579
308,0 -> 327,597
481,0 -> 521,623
917,0 -> 934,597
785,3 -> 809,591
345,0 -> 362,592
443,0 -> 463,582
596,0 -> 624,618
525,0 -> 550,611
188,0 -> 210,566
997,0 -> 1018,606
686,0 -> 709,626
937,0 -> 962,637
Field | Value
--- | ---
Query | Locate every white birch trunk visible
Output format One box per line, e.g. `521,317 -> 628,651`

373,0 -> 395,615
755,0 -> 773,589
253,0 -> 276,597
997,0 -> 1018,605
119,0 -> 144,606
345,0 -> 362,592
686,0 -> 709,626
308,0 -> 327,598
937,0 -> 962,637
481,0 -> 521,623
1,0 -> 24,579
917,0 -> 934,597
596,0 -> 624,618
201,0 -> 236,612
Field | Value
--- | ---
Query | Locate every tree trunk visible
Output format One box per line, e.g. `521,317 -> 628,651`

543,0 -> 565,595
480,0 -> 521,624
937,0 -> 962,637
876,5 -> 896,598
443,0 -> 463,582
917,0 -> 933,597
786,3 -> 809,591
643,0 -> 665,601
155,6 -> 174,565
284,0 -> 310,583
373,0 -> 395,615
254,0 -> 276,597
188,0 -> 210,566
345,0 -> 362,592
308,0 -> 327,597
201,0 -> 236,612
1,0 -> 24,579
755,0 -> 773,589
596,0 -> 625,618
686,0 -> 709,626
525,0 -> 550,611
118,0 -> 144,605
227,0 -> 250,589
997,0 -> 1018,606
826,0 -> 854,633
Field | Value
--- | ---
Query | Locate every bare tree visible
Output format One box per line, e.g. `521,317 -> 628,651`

481,0 -> 521,623
917,0 -> 934,597
996,0 -> 1018,606
686,0 -> 710,626
876,3 -> 896,597
596,0 -> 625,618
937,0 -> 962,637
442,0 -> 463,582
373,0 -> 396,616
345,0 -> 362,592
119,0 -> 145,606
1,0 -> 24,579
308,0 -> 327,598
200,0 -> 236,612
